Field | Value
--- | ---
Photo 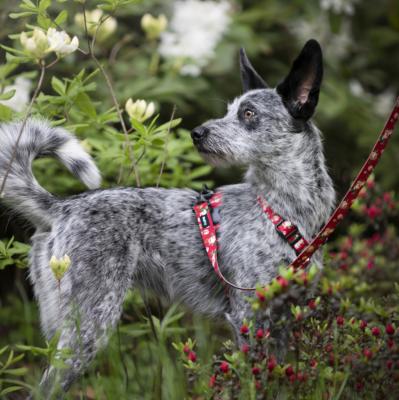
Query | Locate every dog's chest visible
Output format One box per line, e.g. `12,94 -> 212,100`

215,190 -> 294,283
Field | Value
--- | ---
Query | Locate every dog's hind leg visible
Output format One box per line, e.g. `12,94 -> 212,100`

36,250 -> 136,399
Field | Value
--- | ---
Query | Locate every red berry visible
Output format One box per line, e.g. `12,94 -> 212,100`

297,372 -> 305,382
336,316 -> 345,326
188,351 -> 197,362
360,320 -> 368,330
255,380 -> 262,390
371,326 -> 381,337
309,359 -> 317,368
240,324 -> 249,335
209,374 -> 216,388
220,361 -> 229,374
367,205 -> 381,219
366,260 -> 374,270
387,360 -> 394,370
252,366 -> 261,376
277,276 -> 289,289
307,299 -> 316,310
285,365 -> 294,377
295,312 -> 303,322
386,324 -> 395,335
355,381 -> 364,392
267,357 -> 277,372
241,343 -> 250,354
325,343 -> 333,353
256,328 -> 264,340
256,290 -> 265,302
363,348 -> 373,359
388,339 -> 395,349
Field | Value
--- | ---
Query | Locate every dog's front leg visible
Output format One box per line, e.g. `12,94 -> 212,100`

224,292 -> 270,347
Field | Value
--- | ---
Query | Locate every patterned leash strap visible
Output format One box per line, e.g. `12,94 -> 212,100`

290,96 -> 399,270
194,97 -> 399,291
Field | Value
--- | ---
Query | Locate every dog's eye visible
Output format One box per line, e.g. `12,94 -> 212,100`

244,109 -> 255,120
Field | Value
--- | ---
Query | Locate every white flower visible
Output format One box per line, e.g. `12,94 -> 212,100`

349,80 -> 365,97
375,89 -> 396,117
125,98 -> 155,122
75,9 -> 117,42
320,0 -> 357,15
46,28 -> 79,55
0,77 -> 31,112
290,14 -> 351,60
159,0 -> 231,76
20,28 -> 49,59
141,13 -> 168,40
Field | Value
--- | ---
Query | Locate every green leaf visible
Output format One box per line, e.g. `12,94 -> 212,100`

54,10 -> 68,25
9,12 -> 36,18
154,118 -> 182,134
75,93 -> 97,118
51,76 -> 65,96
0,90 -> 16,101
0,386 -> 23,396
0,104 -> 13,121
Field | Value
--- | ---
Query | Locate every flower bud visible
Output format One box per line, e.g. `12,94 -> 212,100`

141,13 -> 168,40
219,361 -> 229,374
20,28 -> 49,59
241,343 -> 250,354
252,366 -> 261,375
187,351 -> 197,362
75,9 -> 117,42
240,324 -> 249,335
125,98 -> 155,122
49,254 -> 71,281
386,323 -> 395,335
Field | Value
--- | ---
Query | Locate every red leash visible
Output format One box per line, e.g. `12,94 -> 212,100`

194,97 -> 399,291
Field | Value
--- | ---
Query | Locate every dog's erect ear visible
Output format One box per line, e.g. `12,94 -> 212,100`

239,48 -> 268,92
276,39 -> 323,120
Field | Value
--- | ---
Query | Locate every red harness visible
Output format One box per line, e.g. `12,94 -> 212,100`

193,97 -> 399,292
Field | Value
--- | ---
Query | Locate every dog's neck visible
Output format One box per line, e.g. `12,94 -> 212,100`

245,126 -> 335,236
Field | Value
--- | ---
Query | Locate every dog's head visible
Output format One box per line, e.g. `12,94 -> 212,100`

191,39 -> 323,167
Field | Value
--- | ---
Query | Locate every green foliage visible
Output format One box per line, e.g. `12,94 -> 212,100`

0,0 -> 398,398
0,237 -> 30,270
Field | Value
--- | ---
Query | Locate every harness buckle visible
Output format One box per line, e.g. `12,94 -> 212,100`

275,220 -> 299,242
195,185 -> 214,205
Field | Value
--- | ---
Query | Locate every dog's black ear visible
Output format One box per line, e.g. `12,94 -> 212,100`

239,48 -> 268,92
276,39 -> 323,120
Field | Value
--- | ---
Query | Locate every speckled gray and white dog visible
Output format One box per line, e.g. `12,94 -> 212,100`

0,39 -> 335,397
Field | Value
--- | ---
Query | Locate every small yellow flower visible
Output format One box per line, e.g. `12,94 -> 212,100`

141,13 -> 168,40
49,255 -> 71,281
20,28 -> 49,59
125,98 -> 155,122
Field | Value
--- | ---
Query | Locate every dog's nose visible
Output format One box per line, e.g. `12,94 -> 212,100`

191,126 -> 209,141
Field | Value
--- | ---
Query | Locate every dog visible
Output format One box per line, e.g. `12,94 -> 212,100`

0,39 -> 335,397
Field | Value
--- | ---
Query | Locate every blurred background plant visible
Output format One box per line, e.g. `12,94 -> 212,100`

0,0 -> 398,398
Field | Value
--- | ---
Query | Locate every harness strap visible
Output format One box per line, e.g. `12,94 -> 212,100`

257,196 -> 309,258
193,194 -> 256,291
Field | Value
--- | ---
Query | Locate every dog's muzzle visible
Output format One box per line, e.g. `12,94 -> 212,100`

191,125 -> 209,144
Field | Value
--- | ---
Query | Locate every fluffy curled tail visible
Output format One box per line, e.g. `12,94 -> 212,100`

0,119 -> 101,227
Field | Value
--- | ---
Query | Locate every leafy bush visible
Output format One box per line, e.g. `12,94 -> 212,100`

0,0 -> 398,399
